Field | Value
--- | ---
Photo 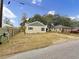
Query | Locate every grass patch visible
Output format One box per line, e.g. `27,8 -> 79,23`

0,32 -> 79,57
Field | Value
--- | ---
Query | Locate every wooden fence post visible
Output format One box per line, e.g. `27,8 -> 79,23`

0,0 -> 3,28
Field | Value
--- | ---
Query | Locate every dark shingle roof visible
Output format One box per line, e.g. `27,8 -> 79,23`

73,27 -> 79,29
54,25 -> 70,28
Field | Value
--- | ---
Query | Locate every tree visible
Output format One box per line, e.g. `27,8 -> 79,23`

28,13 -> 79,32
28,14 -> 47,25
20,13 -> 27,34
71,20 -> 79,27
43,14 -> 54,23
53,16 -> 72,27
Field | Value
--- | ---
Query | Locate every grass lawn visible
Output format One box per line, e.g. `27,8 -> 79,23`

0,32 -> 79,57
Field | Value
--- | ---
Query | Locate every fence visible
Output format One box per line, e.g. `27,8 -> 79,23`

0,27 -> 20,44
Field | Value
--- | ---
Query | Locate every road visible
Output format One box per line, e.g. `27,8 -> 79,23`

7,40 -> 79,59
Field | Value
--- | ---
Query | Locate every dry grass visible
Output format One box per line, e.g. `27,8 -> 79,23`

0,32 -> 79,57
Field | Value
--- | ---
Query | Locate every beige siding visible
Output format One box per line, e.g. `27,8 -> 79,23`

51,28 -> 62,32
26,26 -> 47,33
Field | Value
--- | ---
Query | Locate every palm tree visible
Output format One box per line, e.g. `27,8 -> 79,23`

20,13 -> 28,34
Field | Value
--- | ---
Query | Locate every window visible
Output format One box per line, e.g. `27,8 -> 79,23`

28,27 -> 33,30
41,28 -> 45,31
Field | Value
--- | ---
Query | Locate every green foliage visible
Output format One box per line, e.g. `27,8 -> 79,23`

20,13 -> 27,34
28,14 -> 47,25
53,16 -> 72,26
28,14 -> 74,27
28,14 -> 79,28
71,20 -> 79,27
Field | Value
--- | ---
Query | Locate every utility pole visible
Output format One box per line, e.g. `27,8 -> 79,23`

0,0 -> 3,28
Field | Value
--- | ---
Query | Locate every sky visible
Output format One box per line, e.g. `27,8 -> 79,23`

3,0 -> 79,26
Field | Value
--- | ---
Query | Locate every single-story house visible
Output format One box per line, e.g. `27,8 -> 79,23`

25,21 -> 47,33
71,27 -> 79,31
70,27 -> 79,33
51,25 -> 71,33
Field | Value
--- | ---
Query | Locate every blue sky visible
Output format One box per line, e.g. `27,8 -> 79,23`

3,0 -> 79,26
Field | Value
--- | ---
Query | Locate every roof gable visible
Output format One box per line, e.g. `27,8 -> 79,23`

28,21 -> 45,26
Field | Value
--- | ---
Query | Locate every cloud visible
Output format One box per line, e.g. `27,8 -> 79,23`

32,0 -> 42,5
69,15 -> 79,20
2,5 -> 16,27
69,16 -> 76,20
48,11 -> 56,15
76,15 -> 79,18
32,0 -> 36,4
3,5 -> 16,19
10,19 -> 15,24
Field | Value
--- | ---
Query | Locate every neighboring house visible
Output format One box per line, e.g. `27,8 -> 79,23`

70,27 -> 79,33
72,27 -> 79,31
25,21 -> 47,33
52,25 -> 71,32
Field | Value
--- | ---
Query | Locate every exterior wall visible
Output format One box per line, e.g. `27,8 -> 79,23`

51,28 -> 62,32
63,28 -> 71,33
51,28 -> 72,33
25,26 -> 47,33
55,28 -> 62,32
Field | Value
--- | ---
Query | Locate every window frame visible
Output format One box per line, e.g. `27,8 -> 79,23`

41,28 -> 45,31
28,27 -> 33,30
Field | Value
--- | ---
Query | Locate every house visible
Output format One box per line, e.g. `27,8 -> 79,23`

72,27 -> 79,31
52,25 -> 71,33
25,21 -> 47,33
70,27 -> 79,33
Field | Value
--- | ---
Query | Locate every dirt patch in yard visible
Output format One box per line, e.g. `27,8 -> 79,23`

0,32 -> 79,57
